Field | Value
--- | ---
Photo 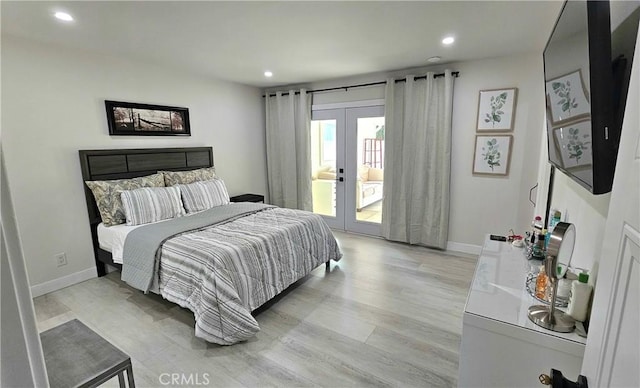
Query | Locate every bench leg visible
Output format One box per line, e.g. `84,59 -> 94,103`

325,261 -> 330,270
118,372 -> 125,388
126,364 -> 135,388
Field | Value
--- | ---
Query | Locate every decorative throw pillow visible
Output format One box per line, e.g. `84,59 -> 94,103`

86,173 -> 165,226
317,171 -> 337,180
161,167 -> 216,186
120,186 -> 185,226
178,178 -> 230,213
358,165 -> 370,181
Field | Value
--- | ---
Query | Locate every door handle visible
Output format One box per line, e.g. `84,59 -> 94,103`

539,369 -> 588,388
529,183 -> 538,206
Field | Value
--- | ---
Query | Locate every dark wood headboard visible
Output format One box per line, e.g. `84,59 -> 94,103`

78,147 -> 214,275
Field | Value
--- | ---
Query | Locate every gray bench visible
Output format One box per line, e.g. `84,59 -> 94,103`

40,319 -> 134,388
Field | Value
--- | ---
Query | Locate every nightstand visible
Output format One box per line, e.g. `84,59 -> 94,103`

230,193 -> 264,203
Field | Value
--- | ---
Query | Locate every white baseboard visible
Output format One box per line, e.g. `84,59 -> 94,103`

446,241 -> 482,256
30,267 -> 97,297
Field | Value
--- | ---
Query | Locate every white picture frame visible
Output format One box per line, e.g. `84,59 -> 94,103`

472,135 -> 513,176
553,119 -> 593,169
546,69 -> 590,126
476,88 -> 518,131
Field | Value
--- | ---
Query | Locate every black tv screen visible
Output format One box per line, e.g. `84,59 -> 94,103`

544,0 -> 639,194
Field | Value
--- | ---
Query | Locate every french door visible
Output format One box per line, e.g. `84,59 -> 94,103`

310,105 -> 385,236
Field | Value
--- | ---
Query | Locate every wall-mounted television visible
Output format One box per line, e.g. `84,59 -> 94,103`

544,0 -> 639,194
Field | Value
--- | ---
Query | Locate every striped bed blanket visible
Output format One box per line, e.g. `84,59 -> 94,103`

123,204 -> 341,345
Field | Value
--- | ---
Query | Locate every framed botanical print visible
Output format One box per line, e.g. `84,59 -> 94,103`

472,135 -> 513,176
476,88 -> 518,131
546,69 -> 590,126
553,119 -> 593,169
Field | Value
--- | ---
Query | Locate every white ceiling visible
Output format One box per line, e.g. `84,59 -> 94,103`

1,1 -> 564,88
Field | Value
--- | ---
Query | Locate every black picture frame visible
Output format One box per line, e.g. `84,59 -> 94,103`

105,100 -> 191,136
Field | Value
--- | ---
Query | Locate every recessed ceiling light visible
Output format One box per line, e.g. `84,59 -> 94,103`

427,56 -> 442,63
54,11 -> 74,22
264,71 -> 273,78
442,36 -> 455,45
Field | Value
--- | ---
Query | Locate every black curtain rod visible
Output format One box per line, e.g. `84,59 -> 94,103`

263,71 -> 459,97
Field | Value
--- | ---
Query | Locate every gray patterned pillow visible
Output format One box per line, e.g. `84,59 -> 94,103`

120,186 -> 185,226
85,173 -> 165,226
178,178 -> 230,213
161,167 -> 216,186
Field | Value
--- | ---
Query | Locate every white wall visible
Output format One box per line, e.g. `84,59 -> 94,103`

448,53 -> 545,250
2,36 -> 266,293
273,51 -> 547,252
534,157 -> 610,272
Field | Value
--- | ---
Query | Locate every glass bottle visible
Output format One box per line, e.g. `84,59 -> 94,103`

531,216 -> 543,244
536,229 -> 546,252
535,265 -> 548,300
545,210 -> 562,249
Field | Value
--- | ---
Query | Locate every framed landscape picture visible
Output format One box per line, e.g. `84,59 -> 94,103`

472,135 -> 513,176
546,69 -> 590,126
105,100 -> 191,136
476,88 -> 518,131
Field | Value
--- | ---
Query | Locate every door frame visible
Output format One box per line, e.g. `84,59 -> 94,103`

311,101 -> 385,236
344,105 -> 384,236
579,25 -> 640,386
310,108 -> 346,230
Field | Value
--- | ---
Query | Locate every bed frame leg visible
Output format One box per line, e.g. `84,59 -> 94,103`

325,261 -> 330,270
96,262 -> 107,277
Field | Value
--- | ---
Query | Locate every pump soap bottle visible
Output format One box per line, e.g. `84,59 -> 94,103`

567,272 -> 593,322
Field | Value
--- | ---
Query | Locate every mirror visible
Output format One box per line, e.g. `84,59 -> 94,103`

528,222 -> 577,333
547,222 -> 576,279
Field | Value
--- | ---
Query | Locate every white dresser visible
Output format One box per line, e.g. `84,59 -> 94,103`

458,236 -> 586,387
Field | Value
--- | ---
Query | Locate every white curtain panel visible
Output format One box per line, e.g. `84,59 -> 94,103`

381,72 -> 454,249
265,90 -> 312,211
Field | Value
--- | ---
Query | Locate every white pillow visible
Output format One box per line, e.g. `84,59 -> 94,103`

120,186 -> 185,226
178,178 -> 230,213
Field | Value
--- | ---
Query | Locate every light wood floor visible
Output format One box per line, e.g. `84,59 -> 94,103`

356,201 -> 382,223
34,231 -> 477,387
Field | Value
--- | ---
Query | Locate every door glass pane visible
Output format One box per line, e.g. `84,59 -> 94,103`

355,117 -> 384,224
311,119 -> 337,217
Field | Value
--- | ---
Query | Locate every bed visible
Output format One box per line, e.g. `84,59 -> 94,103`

79,147 -> 341,344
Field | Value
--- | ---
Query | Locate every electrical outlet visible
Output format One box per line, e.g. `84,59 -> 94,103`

55,253 -> 67,267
